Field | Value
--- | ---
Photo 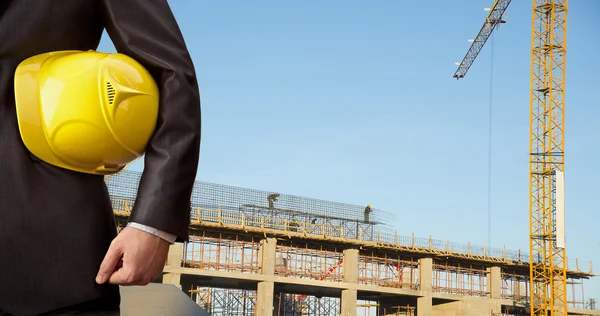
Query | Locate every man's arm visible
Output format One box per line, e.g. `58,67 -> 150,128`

100,0 -> 201,242
95,0 -> 200,286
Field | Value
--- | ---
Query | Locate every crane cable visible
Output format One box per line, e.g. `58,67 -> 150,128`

487,32 -> 495,250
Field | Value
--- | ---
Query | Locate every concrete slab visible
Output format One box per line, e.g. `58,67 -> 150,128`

120,283 -> 208,316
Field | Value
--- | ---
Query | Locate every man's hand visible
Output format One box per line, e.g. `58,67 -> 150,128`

95,227 -> 171,286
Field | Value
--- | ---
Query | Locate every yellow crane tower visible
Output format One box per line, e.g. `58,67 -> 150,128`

453,1 -> 568,315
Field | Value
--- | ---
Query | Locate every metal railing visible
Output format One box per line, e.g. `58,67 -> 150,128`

111,197 -> 593,274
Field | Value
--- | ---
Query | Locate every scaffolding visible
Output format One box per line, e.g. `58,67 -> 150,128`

190,287 -> 256,315
432,263 -> 487,297
275,245 -> 344,283
358,253 -> 419,290
379,305 -> 415,316
500,269 -> 588,309
188,287 -> 343,316
566,279 -> 587,310
277,294 -> 340,316
501,271 -> 529,304
182,233 -> 261,274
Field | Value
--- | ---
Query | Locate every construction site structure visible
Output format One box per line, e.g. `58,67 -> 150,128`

453,0 -> 571,315
106,171 -> 597,316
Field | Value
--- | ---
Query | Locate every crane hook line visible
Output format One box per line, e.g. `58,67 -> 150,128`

487,32 -> 495,250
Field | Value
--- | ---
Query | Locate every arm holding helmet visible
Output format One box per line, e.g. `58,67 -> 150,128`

95,0 -> 201,286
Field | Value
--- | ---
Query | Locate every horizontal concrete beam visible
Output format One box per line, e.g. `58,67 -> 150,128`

165,266 -> 426,299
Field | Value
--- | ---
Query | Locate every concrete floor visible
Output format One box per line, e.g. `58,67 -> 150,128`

120,284 -> 207,316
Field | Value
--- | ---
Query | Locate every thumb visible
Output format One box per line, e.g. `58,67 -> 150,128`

107,265 -> 130,285
96,242 -> 123,284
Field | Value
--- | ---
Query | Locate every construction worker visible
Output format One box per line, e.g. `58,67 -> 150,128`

268,193 -> 280,209
289,217 -> 299,232
0,1 -> 200,315
364,204 -> 373,223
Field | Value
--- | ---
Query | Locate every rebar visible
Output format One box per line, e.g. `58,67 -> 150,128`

106,170 -> 395,226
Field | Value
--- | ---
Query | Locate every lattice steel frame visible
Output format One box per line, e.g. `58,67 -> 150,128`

453,0 -> 512,79
529,0 -> 568,315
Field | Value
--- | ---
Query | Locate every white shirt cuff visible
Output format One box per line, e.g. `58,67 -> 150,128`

126,222 -> 177,244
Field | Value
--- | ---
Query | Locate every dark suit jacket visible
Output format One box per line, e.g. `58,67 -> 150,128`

0,1 -> 201,315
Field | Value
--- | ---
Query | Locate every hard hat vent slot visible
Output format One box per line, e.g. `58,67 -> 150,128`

106,82 -> 115,105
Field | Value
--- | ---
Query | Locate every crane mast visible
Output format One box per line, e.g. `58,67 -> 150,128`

530,1 -> 568,315
453,0 -> 569,315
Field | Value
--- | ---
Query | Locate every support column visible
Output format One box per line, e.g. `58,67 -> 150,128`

163,242 -> 183,289
257,282 -> 275,315
341,248 -> 359,316
256,238 -> 277,316
487,266 -> 501,299
417,257 -> 432,316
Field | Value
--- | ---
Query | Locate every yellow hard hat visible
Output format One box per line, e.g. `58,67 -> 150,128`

14,50 -> 159,175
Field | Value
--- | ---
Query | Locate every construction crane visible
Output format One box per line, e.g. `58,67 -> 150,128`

453,1 -> 568,315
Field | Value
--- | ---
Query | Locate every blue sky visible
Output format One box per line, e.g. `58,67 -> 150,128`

99,0 -> 600,301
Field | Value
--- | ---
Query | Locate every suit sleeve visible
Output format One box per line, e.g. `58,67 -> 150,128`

100,0 -> 201,242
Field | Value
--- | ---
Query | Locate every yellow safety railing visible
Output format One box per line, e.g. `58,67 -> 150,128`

110,197 -> 594,275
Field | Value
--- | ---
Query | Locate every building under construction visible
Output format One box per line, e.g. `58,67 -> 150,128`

106,171 -> 597,316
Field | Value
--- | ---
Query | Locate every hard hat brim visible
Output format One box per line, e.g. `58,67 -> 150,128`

14,51 -> 91,174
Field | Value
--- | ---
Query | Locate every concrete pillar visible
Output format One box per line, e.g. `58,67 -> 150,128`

259,238 -> 277,275
487,266 -> 501,299
256,238 -> 277,316
343,248 -> 359,283
166,242 -> 184,267
163,242 -> 183,289
256,281 -> 275,316
341,248 -> 359,316
417,257 -> 432,316
341,289 -> 358,316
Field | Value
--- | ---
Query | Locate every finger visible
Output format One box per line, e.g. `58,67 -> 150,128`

109,266 -> 151,286
96,242 -> 123,284
107,267 -> 131,285
111,264 -> 158,286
